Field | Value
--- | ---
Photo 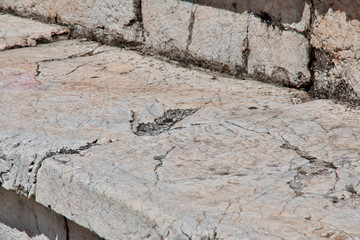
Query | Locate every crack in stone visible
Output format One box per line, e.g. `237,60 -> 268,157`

281,139 -> 338,196
153,146 -> 175,186
186,5 -> 197,51
132,108 -> 199,136
30,139 -> 100,196
280,140 -> 317,161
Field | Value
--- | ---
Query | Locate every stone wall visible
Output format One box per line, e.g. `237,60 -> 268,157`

0,0 -> 358,103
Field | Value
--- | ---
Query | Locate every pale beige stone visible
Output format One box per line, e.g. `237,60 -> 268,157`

197,0 -> 311,31
1,13 -> 360,240
142,0 -> 195,54
188,5 -> 249,72
0,14 -> 68,50
0,0 -> 139,42
248,15 -> 311,88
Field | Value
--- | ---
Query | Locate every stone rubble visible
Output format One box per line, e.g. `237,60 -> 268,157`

1,13 -> 360,239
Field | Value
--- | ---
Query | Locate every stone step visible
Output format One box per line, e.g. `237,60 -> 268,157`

1,14 -> 360,239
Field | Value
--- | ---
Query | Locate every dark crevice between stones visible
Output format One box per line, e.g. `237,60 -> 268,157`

64,217 -> 70,240
132,108 -> 199,136
281,140 -> 338,197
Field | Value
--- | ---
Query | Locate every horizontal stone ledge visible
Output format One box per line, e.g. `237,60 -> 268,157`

1,1 -> 360,104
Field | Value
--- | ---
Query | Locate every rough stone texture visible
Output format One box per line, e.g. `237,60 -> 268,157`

1,0 -> 360,104
142,0 -> 195,54
311,0 -> 360,105
0,0 -> 141,43
192,0 -> 312,32
0,13 -> 68,50
1,14 -> 360,239
247,15 -> 311,88
188,4 -> 249,73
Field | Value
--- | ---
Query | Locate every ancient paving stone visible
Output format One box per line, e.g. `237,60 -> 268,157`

1,13 -> 360,240
0,13 -> 68,50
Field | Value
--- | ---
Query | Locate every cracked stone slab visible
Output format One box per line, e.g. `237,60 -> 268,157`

36,100 -> 360,239
0,13 -> 68,50
0,0 -> 140,43
1,15 -> 360,239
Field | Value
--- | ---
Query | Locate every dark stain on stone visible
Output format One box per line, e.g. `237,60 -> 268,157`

134,109 -> 198,136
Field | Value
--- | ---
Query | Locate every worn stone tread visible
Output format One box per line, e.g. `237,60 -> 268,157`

1,14 -> 360,240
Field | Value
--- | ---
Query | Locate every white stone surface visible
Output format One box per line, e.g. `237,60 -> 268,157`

247,15 -> 311,88
188,5 -> 249,72
0,0 -> 140,42
1,13 -> 360,240
142,0 -> 195,54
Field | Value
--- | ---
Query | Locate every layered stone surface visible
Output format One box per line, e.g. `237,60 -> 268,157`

1,14 -> 360,239
1,0 -> 360,104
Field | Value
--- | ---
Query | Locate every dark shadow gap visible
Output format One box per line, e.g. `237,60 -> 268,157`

0,187 -> 103,240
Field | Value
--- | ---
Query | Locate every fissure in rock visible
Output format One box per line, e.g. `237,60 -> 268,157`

133,108 -> 198,136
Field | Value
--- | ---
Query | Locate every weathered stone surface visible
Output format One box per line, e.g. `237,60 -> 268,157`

188,4 -> 249,73
193,0 -> 311,32
311,0 -> 360,104
142,0 -> 195,54
0,0 -> 140,43
1,0 -> 360,104
248,15 -> 311,88
1,13 -> 360,239
0,13 -> 68,50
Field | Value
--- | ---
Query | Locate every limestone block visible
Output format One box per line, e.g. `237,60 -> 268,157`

36,100 -> 360,239
0,14 -> 68,50
196,0 -> 311,31
248,15 -> 311,88
0,0 -> 140,42
188,5 -> 249,73
142,0 -> 195,54
311,1 -> 360,104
